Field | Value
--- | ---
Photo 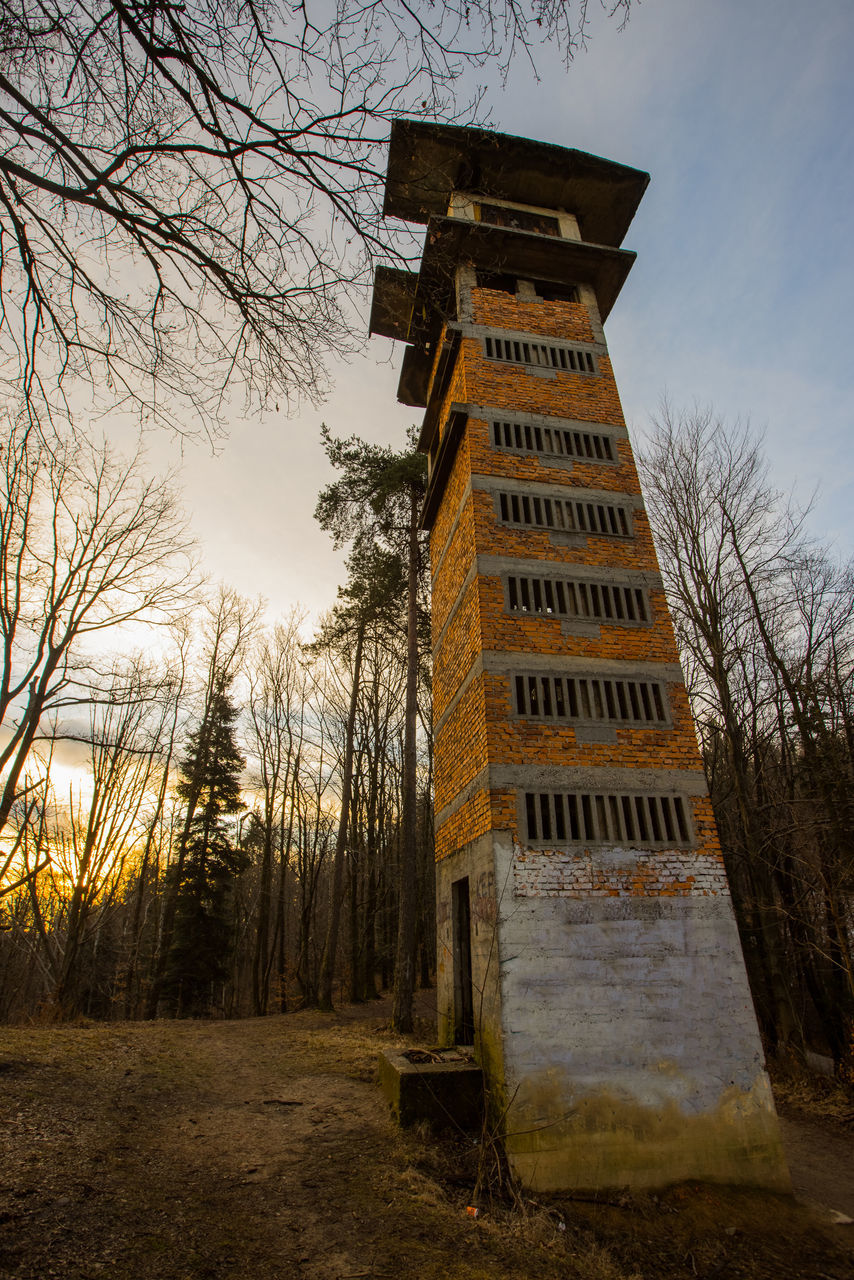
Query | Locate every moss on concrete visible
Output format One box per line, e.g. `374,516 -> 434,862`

504,1068 -> 791,1193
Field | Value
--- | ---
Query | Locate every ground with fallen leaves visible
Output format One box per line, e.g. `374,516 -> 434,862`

1,995 -> 853,1280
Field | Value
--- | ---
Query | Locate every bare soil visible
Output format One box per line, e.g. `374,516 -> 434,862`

1,995 -> 853,1280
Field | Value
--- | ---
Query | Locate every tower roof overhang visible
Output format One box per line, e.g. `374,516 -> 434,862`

383,120 -> 650,247
370,217 -> 637,406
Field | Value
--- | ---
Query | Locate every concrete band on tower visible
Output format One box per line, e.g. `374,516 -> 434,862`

371,119 -> 790,1193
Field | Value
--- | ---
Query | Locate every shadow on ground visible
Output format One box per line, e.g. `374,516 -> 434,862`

1,994 -> 852,1280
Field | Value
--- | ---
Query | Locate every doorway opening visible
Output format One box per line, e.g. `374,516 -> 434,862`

452,877 -> 475,1044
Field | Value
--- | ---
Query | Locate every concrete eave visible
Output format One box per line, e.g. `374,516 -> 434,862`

369,266 -> 418,342
381,217 -> 636,408
398,342 -> 434,407
418,216 -> 636,330
420,403 -> 470,530
384,119 -> 649,247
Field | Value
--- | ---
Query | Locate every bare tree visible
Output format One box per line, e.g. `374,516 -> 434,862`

639,404 -> 854,1065
50,662 -> 172,1017
315,603 -> 368,1012
290,678 -> 335,1006
638,406 -> 807,1049
0,418 -> 196,879
245,610 -> 307,1014
347,617 -> 407,1002
0,657 -> 175,1018
0,0 -> 632,430
120,633 -> 191,1017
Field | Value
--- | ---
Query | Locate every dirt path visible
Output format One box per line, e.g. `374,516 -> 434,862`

2,1000 -> 853,1280
1,998 -> 563,1280
1,1001 -> 456,1280
778,1114 -> 854,1221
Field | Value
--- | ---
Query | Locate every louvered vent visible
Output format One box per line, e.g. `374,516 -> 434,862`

525,791 -> 692,847
497,490 -> 631,537
484,335 -> 597,374
513,674 -> 668,725
507,574 -> 648,623
492,420 -> 615,461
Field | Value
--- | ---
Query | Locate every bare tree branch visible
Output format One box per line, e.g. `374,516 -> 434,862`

0,0 -> 632,433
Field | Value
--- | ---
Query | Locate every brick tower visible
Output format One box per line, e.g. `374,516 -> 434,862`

371,121 -> 788,1192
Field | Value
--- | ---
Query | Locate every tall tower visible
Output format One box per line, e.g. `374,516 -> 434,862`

371,121 -> 788,1193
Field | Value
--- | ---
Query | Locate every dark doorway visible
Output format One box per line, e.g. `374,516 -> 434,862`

452,877 -> 475,1044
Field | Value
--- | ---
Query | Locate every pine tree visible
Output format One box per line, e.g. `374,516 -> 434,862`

163,685 -> 248,1016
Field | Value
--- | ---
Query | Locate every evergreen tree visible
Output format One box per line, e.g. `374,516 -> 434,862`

163,685 -> 248,1016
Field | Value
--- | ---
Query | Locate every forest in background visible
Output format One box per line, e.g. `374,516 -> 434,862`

0,421 -> 434,1028
1,405 -> 853,1077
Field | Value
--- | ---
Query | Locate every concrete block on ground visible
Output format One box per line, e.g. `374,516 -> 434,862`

379,1048 -> 483,1131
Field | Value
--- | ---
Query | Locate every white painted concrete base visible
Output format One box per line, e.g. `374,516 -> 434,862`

436,832 -> 790,1192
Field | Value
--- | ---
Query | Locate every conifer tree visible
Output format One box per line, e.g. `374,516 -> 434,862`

163,685 -> 248,1016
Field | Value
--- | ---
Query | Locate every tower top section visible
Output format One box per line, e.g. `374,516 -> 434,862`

371,121 -> 650,407
383,120 -> 649,247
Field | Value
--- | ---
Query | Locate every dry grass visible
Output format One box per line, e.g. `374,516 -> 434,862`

2,1003 -> 854,1279
769,1052 -> 854,1127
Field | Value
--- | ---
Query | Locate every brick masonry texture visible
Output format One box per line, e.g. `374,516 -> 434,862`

434,676 -> 488,814
434,788 -> 517,863
471,292 -> 598,345
512,845 -> 730,898
476,580 -> 678,662
429,287 -> 719,881
468,420 -> 640,495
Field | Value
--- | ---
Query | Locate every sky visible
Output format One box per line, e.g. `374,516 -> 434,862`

152,0 -> 854,629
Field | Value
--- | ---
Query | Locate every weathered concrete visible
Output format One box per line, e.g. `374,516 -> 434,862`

494,834 -> 789,1191
378,1049 -> 483,1130
435,830 -> 789,1191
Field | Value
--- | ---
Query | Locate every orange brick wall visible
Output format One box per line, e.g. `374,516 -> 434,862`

470,291 -> 598,345
430,286 -> 719,880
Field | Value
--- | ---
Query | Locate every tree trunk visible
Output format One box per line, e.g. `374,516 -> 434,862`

251,822 -> 273,1016
317,621 -> 365,1011
392,487 -> 420,1032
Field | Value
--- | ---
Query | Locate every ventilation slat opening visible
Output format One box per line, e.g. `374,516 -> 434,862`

581,795 -> 593,841
661,798 -> 676,843
621,796 -> 635,840
525,792 -> 538,839
674,798 -> 689,842
506,573 -> 650,628
539,793 -> 552,841
494,483 -> 635,535
554,794 -> 566,841
648,797 -> 663,842
484,338 -> 598,375
496,488 -> 633,539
